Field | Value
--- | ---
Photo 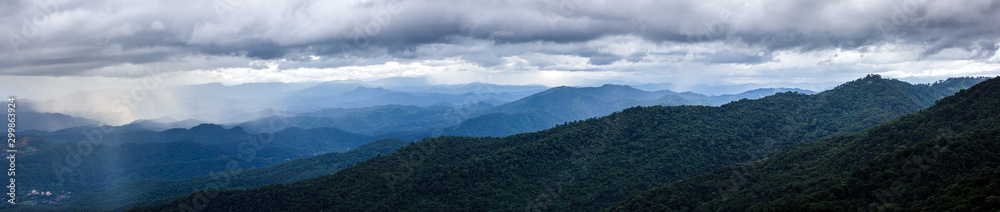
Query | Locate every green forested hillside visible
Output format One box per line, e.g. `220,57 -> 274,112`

133,75 -> 985,211
915,166 -> 1000,211
613,76 -> 1000,211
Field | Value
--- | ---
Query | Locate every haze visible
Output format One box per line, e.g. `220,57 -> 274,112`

2,0 -> 999,124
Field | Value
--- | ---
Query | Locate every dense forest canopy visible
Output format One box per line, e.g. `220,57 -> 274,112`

614,76 -> 1000,211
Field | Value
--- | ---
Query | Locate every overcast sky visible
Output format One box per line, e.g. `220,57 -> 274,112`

2,0 -> 999,98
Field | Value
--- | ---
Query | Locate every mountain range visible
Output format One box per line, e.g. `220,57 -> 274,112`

228,84 -> 815,138
614,76 -> 1000,211
444,85 -> 815,137
19,81 -> 812,134
6,76 -> 991,211
130,75 -> 989,211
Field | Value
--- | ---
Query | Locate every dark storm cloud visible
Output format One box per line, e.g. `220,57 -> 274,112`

1,0 -> 998,76
696,50 -> 773,64
581,53 -> 622,65
462,53 -> 507,67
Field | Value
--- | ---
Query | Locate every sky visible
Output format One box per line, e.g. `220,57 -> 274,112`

2,0 -> 1000,99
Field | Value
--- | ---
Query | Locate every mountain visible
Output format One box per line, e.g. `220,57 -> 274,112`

711,87 -> 817,103
22,123 -> 245,147
612,77 -> 1000,211
22,138 -> 411,211
16,111 -> 100,132
25,85 -> 291,126
118,118 -> 204,131
292,81 -> 367,96
20,81 -> 537,126
133,75 -> 986,211
337,86 -> 395,99
237,103 -> 495,134
171,82 -> 318,97
632,81 -> 836,96
444,84 -> 696,137
444,84 -> 814,137
298,80 -> 547,96
386,82 -> 548,95
285,85 -> 528,113
241,84 -> 817,138
443,111 -> 557,137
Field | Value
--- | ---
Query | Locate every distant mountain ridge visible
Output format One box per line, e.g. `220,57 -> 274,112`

118,118 -> 204,131
235,103 -> 494,136
16,111 -> 101,132
445,84 -> 817,137
237,85 -> 818,138
21,82 -> 814,135
21,82 -> 545,126
283,85 -> 533,113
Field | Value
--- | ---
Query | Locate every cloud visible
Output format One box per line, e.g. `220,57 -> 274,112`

0,0 -> 998,93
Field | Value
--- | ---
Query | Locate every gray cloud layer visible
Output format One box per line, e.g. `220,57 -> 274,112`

1,0 -> 998,77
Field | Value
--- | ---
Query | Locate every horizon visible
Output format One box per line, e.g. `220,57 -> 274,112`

14,74 -> 988,127
9,73 -> 983,100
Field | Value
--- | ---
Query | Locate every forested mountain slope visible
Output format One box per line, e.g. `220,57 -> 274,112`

133,75 -> 985,211
613,76 -> 1000,211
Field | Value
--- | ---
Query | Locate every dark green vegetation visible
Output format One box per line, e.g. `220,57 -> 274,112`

916,166 -> 1000,211
613,76 -> 1000,211
14,138 -> 410,211
133,75 -> 986,211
